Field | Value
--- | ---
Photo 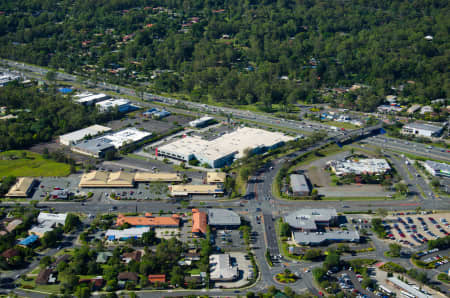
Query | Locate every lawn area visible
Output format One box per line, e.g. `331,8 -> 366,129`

187,268 -> 201,275
0,150 -> 71,177
322,121 -> 359,130
20,278 -> 60,294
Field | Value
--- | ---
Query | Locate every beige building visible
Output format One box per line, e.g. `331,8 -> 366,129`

206,172 -> 226,184
6,177 -> 37,197
79,171 -> 183,188
79,171 -> 134,188
134,172 -> 182,182
169,184 -> 224,197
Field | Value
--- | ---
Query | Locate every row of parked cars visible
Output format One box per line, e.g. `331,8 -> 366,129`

384,216 -> 450,246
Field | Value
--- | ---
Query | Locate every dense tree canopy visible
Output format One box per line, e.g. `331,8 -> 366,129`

0,0 -> 448,111
0,84 -> 120,150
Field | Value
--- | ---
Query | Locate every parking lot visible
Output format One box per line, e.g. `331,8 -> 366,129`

211,229 -> 246,252
105,113 -> 193,134
383,213 -> 450,247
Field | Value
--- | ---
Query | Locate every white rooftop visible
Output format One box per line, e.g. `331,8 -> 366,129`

74,93 -> 108,104
159,127 -> 293,161
328,158 -> 391,176
102,128 -> 152,149
105,227 -> 150,239
284,209 -> 337,230
59,125 -> 111,145
37,213 -> 67,225
96,98 -> 130,110
209,254 -> 238,281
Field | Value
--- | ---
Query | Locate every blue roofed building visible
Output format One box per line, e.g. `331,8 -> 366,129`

18,234 -> 39,247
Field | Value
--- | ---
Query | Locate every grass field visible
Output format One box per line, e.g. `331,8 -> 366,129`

322,121 -> 359,130
0,150 -> 71,177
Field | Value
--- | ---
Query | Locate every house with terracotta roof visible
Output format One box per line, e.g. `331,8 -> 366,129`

79,277 -> 104,291
148,274 -> 166,284
116,214 -> 180,228
192,209 -> 207,237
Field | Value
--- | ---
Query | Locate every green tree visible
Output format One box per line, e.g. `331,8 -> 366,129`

280,222 -> 291,237
388,243 -> 401,257
395,182 -> 408,195
64,213 -> 81,233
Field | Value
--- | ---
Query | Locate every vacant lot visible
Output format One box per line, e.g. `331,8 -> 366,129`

0,150 -> 71,177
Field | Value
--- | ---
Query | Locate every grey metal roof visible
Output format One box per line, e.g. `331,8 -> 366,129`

207,209 -> 241,226
284,209 -> 337,230
73,138 -> 115,154
387,277 -> 430,298
425,160 -> 450,173
293,230 -> 359,245
403,122 -> 443,133
290,174 -> 310,193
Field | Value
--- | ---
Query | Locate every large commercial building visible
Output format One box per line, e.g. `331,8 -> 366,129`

59,125 -> 111,146
96,98 -> 138,113
209,254 -> 238,281
284,209 -> 338,232
74,92 -> 109,105
292,230 -> 360,246
116,213 -> 180,228
169,184 -> 224,197
207,209 -> 241,228
79,171 -> 134,188
423,160 -> 450,177
401,122 -> 444,138
290,174 -> 311,196
134,172 -> 182,182
284,209 -> 359,246
157,127 -> 293,168
6,177 -> 37,197
327,158 -> 391,176
79,170 -> 182,187
72,128 -> 152,157
102,128 -> 152,149
71,138 -> 116,158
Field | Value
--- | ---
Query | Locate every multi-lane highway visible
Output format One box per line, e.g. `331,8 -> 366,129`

364,135 -> 450,162
0,59 -> 342,137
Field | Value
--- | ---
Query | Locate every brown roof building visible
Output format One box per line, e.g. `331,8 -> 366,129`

36,268 -> 53,285
118,271 -> 139,282
122,251 -> 142,263
1,248 -> 19,260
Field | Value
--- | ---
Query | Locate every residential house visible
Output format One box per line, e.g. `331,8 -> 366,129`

118,272 -> 139,282
148,274 -> 166,284
122,251 -> 142,263
96,251 -> 113,264
36,268 -> 53,285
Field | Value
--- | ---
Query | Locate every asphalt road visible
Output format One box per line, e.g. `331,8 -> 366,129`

364,136 -> 450,162
0,59 -> 344,137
